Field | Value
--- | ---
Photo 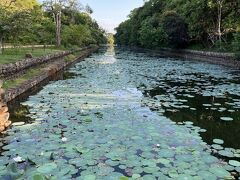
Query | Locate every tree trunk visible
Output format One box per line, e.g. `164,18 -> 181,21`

55,11 -> 62,47
217,0 -> 223,47
0,37 -> 2,55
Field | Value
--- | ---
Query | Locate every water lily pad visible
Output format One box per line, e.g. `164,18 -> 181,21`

220,117 -> 233,121
211,144 -> 223,150
157,158 -> 170,165
132,174 -> 141,179
83,174 -> 96,180
209,167 -> 231,178
168,169 -> 179,178
229,160 -> 240,167
158,149 -> 175,158
37,163 -> 57,174
197,171 -> 217,180
213,139 -> 224,145
235,167 -> 240,173
218,150 -> 234,158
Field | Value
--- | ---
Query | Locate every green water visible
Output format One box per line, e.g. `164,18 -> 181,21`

0,46 -> 239,179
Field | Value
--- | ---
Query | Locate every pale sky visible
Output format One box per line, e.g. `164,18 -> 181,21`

80,0 -> 144,33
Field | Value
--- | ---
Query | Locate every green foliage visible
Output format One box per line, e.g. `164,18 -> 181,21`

64,54 -> 76,62
162,11 -> 188,47
62,24 -> 93,47
106,33 -> 114,45
139,17 -> 167,48
232,32 -> 240,52
0,0 -> 106,54
3,66 -> 43,89
115,0 -> 240,51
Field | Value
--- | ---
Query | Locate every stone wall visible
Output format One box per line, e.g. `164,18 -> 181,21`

131,46 -> 240,69
155,48 -> 240,69
0,80 -> 11,132
4,45 -> 99,102
0,46 -> 92,78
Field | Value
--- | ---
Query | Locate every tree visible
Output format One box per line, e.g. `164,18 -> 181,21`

217,0 -> 224,43
106,33 -> 114,45
115,0 -> 239,51
85,4 -> 93,14
0,6 -> 9,54
162,11 -> 189,47
43,0 -> 79,47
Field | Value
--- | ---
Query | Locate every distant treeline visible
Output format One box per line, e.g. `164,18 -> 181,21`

0,0 -> 107,49
115,0 -> 240,52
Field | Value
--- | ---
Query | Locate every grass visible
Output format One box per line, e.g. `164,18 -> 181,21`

2,67 -> 43,90
0,47 -> 63,65
1,47 -> 89,90
64,54 -> 76,62
2,52 -> 78,90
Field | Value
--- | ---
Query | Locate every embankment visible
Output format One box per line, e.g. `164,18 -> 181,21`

1,45 -> 99,102
131,47 -> 240,69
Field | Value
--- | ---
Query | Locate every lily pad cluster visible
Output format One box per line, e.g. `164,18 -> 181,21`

0,47 -> 239,179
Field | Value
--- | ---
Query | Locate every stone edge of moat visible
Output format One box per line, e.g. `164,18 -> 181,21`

3,45 -> 99,103
129,46 -> 240,70
0,46 -> 96,79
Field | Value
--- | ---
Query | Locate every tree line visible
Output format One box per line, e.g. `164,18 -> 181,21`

115,0 -> 240,52
0,0 -> 107,53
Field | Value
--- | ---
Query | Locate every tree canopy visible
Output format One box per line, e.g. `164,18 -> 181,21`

115,0 -> 240,51
0,0 -> 107,51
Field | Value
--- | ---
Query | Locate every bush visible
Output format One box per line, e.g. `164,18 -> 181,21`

232,32 -> 240,52
62,25 -> 94,47
162,11 -> 189,48
139,17 -> 167,48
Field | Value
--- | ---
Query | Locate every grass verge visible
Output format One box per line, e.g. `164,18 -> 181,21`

2,67 -> 43,90
0,47 -> 63,65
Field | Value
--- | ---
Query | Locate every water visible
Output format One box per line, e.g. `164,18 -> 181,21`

0,46 -> 240,179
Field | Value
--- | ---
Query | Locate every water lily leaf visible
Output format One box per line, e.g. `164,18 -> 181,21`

218,150 -> 234,158
211,144 -> 223,150
132,174 -> 141,179
37,163 -> 57,174
83,174 -> 96,180
209,167 -> 231,178
74,146 -> 90,154
220,117 -> 233,121
33,174 -> 46,180
197,171 -> 217,180
6,163 -> 23,179
229,160 -> 240,167
213,139 -> 224,145
168,169 -> 178,178
119,176 -> 128,180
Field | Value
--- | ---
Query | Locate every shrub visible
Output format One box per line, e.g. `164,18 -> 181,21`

232,32 -> 240,52
162,11 -> 189,48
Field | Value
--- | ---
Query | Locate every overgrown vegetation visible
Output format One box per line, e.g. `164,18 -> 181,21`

2,67 -> 43,90
115,0 -> 240,52
0,0 -> 107,54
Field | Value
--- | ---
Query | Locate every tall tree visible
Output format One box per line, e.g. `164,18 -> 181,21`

43,0 -> 79,47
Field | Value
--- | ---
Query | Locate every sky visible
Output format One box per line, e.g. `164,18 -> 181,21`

79,0 -> 144,33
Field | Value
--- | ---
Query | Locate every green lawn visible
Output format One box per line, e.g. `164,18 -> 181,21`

0,47 -> 63,65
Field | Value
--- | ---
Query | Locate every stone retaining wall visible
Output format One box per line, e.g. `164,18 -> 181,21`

0,81 -> 11,132
0,46 -> 91,78
131,47 -> 240,69
3,45 -> 99,102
